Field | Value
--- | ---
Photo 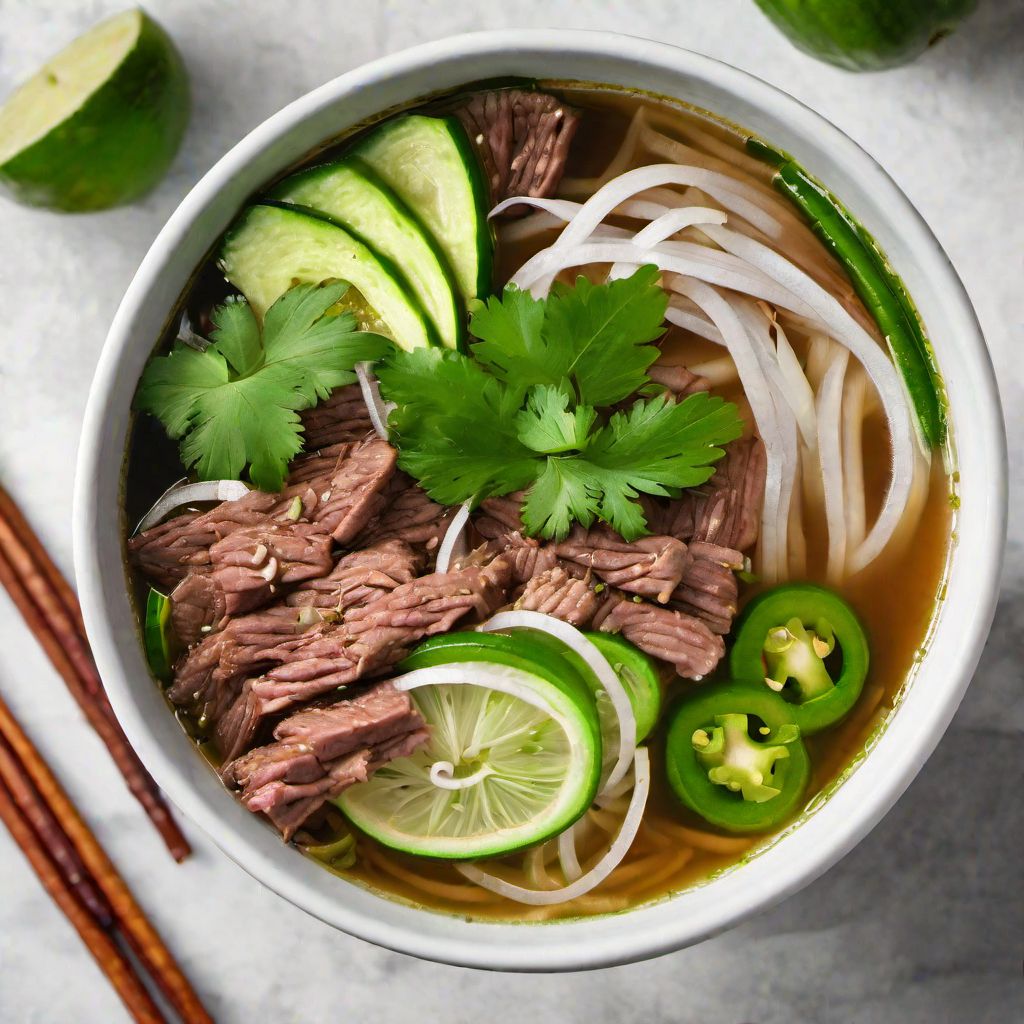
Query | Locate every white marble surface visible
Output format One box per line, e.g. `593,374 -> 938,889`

0,1 -> 1021,1020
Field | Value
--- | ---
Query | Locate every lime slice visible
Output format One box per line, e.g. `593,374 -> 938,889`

584,632 -> 663,743
0,10 -> 189,211
143,587 -> 174,682
338,644 -> 602,859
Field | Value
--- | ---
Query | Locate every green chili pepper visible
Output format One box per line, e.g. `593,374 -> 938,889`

730,583 -> 869,735
745,138 -> 947,448
665,683 -> 810,833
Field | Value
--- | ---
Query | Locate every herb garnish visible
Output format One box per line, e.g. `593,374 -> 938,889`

136,282 -> 388,491
377,267 -> 744,541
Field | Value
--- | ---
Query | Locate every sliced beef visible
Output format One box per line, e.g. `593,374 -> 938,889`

517,566 -> 602,627
357,479 -> 453,554
645,437 -> 767,552
214,558 -> 511,759
555,526 -> 690,604
488,531 -> 558,586
225,682 -> 429,839
300,384 -> 372,449
475,494 -> 526,537
128,490 -> 289,590
647,363 -> 710,399
594,590 -> 724,680
206,521 -> 334,617
670,541 -> 742,635
170,574 -> 226,647
457,89 -> 580,212
168,605 -> 314,727
302,436 -> 397,543
286,540 -> 422,613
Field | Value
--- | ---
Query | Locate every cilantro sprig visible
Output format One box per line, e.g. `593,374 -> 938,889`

136,282 -> 389,491
378,267 -> 744,541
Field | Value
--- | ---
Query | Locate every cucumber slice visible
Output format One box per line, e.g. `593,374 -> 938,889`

144,587 -> 175,682
339,636 -> 601,859
584,632 -> 663,744
269,161 -> 462,349
352,115 -> 492,301
219,203 -> 434,351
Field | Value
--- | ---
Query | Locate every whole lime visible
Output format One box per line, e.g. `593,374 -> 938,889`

0,8 -> 190,211
753,0 -> 978,72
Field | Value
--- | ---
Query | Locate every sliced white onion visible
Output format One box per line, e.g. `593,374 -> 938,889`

478,610 -> 636,792
456,748 -> 650,905
557,824 -> 583,883
434,501 -> 471,574
355,360 -> 392,440
428,760 -> 493,791
135,479 -> 251,534
700,223 -> 917,573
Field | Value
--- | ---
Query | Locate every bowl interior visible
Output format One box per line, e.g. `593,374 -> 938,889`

73,31 -> 1004,971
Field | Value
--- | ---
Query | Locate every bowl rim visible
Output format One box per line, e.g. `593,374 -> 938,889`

73,29 -> 1007,971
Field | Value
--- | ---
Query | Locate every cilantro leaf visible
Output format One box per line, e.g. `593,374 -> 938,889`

514,384 -> 597,454
377,347 -> 539,505
580,392 -> 745,538
376,273 -> 743,543
136,282 -> 389,492
521,458 -> 598,540
470,267 -> 666,406
469,287 -> 564,386
545,265 -> 667,406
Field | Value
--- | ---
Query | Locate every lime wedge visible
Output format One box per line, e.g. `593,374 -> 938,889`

338,648 -> 601,859
0,9 -> 189,211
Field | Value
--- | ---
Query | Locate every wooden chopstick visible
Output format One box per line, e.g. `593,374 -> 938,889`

0,693 -> 213,1024
0,486 -> 190,860
0,781 -> 168,1023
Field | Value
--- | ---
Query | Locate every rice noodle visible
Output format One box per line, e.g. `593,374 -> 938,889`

787,453 -> 808,578
456,748 -> 650,905
478,610 -> 636,791
638,134 -> 783,237
434,501 -> 471,573
667,279 -> 787,582
512,240 -> 819,320
771,315 -> 818,451
699,223 -> 918,573
355,361 -> 392,440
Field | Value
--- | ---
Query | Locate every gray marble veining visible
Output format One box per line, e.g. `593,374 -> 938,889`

0,1 -> 1021,1021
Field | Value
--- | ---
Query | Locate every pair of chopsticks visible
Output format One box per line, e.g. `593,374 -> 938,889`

0,484 -> 211,1022
0,697 -> 211,1022
0,486 -> 188,859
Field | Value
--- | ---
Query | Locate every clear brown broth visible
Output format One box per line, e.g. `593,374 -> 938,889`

124,84 -> 953,921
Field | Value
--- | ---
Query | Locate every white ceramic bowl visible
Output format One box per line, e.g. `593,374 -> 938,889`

73,30 -> 1006,971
